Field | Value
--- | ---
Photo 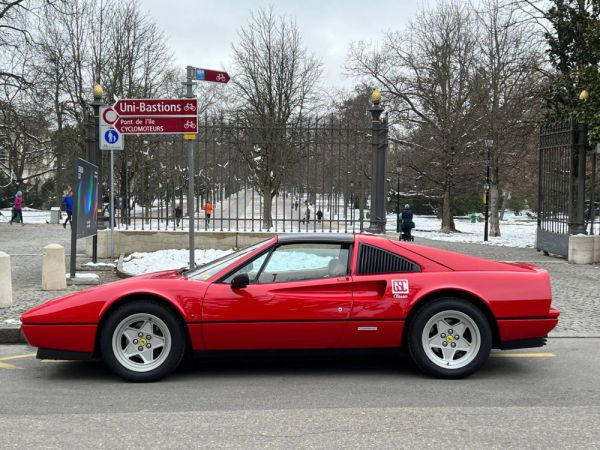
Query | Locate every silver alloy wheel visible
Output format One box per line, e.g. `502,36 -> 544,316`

111,313 -> 172,373
421,310 -> 481,370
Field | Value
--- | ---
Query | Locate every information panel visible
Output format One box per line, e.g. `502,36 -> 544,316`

73,158 -> 99,239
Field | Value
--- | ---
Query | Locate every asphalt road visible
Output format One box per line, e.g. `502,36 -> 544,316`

0,338 -> 598,448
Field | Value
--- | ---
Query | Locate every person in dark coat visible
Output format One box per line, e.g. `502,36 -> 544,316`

316,209 -> 323,223
400,204 -> 415,241
175,204 -> 183,228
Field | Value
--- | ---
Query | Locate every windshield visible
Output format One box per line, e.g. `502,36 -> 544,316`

186,239 -> 270,282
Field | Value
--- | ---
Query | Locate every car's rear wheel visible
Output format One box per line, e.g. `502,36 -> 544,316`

408,298 -> 492,379
100,301 -> 185,382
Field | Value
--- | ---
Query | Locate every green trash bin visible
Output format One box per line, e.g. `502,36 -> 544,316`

470,213 -> 477,224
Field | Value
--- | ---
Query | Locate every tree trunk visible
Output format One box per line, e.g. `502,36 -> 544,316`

499,190 -> 510,221
440,187 -> 456,233
489,165 -> 501,237
261,186 -> 273,229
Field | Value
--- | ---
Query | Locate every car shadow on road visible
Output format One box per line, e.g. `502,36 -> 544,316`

37,349 -> 543,383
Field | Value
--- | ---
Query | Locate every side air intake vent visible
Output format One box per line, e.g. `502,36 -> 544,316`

357,244 -> 420,275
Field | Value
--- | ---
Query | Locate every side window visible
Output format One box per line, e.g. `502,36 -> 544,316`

257,243 -> 349,284
222,252 -> 269,283
357,244 -> 420,275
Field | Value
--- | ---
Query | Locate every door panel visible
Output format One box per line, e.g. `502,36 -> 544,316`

202,277 -> 353,350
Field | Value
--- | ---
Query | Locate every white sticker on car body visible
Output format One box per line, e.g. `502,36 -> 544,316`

391,279 -> 409,299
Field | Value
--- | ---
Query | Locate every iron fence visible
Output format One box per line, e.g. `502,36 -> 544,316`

106,115 -> 379,233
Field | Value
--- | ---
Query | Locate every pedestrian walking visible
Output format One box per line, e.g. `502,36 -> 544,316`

204,201 -> 213,226
316,209 -> 323,223
175,204 -> 183,228
61,190 -> 73,228
9,191 -> 24,226
400,204 -> 415,241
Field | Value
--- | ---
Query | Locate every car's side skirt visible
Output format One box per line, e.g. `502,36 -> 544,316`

189,320 -> 404,351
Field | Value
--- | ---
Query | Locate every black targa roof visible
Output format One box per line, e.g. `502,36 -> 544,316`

276,233 -> 355,244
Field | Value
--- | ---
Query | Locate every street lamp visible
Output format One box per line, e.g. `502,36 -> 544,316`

89,84 -> 105,261
367,89 -> 387,234
484,134 -> 493,242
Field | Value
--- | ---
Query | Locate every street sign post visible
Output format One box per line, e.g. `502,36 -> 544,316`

193,67 -> 230,84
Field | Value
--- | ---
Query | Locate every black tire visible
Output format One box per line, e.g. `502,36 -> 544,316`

100,300 -> 186,382
407,298 -> 492,379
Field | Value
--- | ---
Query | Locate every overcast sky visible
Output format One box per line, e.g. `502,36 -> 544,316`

140,0 -> 422,90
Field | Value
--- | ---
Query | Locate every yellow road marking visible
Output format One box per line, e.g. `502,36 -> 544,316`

0,361 -> 23,370
0,353 -> 36,362
491,352 -> 556,358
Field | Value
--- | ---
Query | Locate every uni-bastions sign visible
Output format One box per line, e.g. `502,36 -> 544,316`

101,98 -> 198,136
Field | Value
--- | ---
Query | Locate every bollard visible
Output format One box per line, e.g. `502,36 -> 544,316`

0,251 -> 12,308
42,244 -> 67,290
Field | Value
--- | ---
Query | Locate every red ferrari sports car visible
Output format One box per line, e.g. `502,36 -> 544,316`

21,233 -> 559,381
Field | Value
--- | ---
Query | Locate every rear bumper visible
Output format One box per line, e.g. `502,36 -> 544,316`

497,309 -> 559,347
21,324 -> 97,353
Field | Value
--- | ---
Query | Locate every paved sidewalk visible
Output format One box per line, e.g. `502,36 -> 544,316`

0,223 -> 118,324
0,223 -> 598,336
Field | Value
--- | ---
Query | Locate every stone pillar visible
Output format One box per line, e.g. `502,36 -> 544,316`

42,244 -> 67,290
594,236 -> 600,264
568,235 -> 595,264
0,251 -> 12,308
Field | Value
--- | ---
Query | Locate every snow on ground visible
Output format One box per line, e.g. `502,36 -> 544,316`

66,272 -> 100,281
122,248 -> 338,276
122,248 -> 233,276
393,213 -> 537,248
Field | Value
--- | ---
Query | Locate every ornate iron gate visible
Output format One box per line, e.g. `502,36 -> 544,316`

537,119 -> 579,257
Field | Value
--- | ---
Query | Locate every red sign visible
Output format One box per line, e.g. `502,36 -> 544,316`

195,68 -> 230,84
113,98 -> 197,117
114,116 -> 198,134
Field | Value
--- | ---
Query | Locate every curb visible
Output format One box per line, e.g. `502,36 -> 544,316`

115,253 -> 134,279
0,326 -> 26,344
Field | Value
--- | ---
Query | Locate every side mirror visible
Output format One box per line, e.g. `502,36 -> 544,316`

230,273 -> 250,289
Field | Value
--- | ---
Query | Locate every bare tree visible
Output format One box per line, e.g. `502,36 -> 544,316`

231,7 -> 322,228
474,0 -> 545,236
348,1 -> 479,232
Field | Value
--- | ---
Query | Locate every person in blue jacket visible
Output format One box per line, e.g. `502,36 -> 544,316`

61,190 -> 73,229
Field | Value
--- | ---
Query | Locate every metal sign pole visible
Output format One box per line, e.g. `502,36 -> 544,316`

185,66 -> 195,268
110,148 -> 115,259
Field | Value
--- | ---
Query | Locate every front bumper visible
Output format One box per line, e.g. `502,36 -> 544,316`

21,324 -> 97,353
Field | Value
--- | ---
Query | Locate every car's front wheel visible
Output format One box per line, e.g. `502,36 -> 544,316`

100,300 -> 186,382
408,299 -> 492,379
